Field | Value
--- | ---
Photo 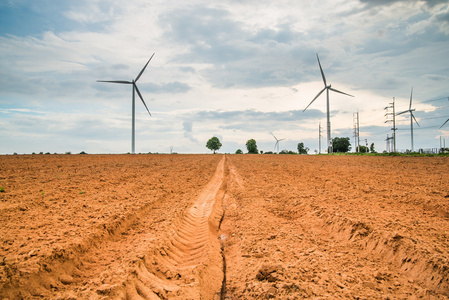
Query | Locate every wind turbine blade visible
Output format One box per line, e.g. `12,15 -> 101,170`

409,87 -> 413,110
440,118 -> 449,129
135,53 -> 155,82
316,53 -> 327,87
279,139 -> 285,141
97,80 -> 133,84
411,112 -> 419,127
271,132 -> 278,141
303,88 -> 326,112
134,84 -> 152,116
329,87 -> 354,97
396,110 -> 409,116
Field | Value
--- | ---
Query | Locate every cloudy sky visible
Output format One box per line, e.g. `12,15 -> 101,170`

1,0 -> 448,154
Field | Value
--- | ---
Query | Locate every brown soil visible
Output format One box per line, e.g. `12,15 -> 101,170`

0,154 -> 448,299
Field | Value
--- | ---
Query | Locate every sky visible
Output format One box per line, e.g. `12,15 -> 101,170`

1,0 -> 449,154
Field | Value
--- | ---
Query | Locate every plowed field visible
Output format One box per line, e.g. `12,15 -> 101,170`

0,154 -> 448,299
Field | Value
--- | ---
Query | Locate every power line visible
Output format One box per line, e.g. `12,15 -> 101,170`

353,111 -> 360,152
419,96 -> 449,103
413,125 -> 448,130
417,115 -> 449,121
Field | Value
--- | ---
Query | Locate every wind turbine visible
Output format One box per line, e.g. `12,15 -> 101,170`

97,53 -> 155,154
303,53 -> 354,153
396,87 -> 419,151
271,132 -> 284,154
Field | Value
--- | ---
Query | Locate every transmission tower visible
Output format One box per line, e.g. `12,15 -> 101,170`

318,122 -> 322,154
386,134 -> 389,152
353,111 -> 360,152
384,97 -> 397,152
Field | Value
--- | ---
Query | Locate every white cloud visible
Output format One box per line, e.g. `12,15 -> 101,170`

0,0 -> 448,154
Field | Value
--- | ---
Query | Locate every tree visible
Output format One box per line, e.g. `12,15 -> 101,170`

246,139 -> 258,154
332,137 -> 351,153
357,145 -> 369,153
235,149 -> 243,154
280,150 -> 296,154
206,137 -> 222,154
297,142 -> 309,154
370,143 -> 376,153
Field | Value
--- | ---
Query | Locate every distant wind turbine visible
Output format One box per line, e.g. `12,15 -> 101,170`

303,53 -> 354,153
396,87 -> 419,151
97,53 -> 155,154
271,132 -> 284,154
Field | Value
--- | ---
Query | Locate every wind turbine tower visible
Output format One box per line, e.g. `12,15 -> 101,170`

303,54 -> 354,153
396,87 -> 419,151
97,53 -> 155,154
271,132 -> 284,154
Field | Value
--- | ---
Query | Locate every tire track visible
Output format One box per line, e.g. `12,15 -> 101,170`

126,155 -> 229,299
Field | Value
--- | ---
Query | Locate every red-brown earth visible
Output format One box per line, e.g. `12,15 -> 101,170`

0,154 -> 448,299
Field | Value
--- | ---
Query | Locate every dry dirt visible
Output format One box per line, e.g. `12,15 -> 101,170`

0,154 -> 448,299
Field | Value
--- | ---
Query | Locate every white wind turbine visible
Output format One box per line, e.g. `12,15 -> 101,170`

396,87 -> 420,151
271,132 -> 284,154
303,53 -> 354,153
97,53 -> 155,154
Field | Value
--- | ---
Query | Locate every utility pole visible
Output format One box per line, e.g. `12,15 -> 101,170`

318,122 -> 322,154
384,97 -> 397,152
393,97 -> 397,152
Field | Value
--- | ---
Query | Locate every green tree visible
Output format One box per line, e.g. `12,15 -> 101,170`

370,143 -> 376,153
297,142 -> 309,154
357,145 -> 369,153
280,150 -> 296,154
235,149 -> 243,154
206,137 -> 222,154
332,137 -> 351,153
246,139 -> 258,154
